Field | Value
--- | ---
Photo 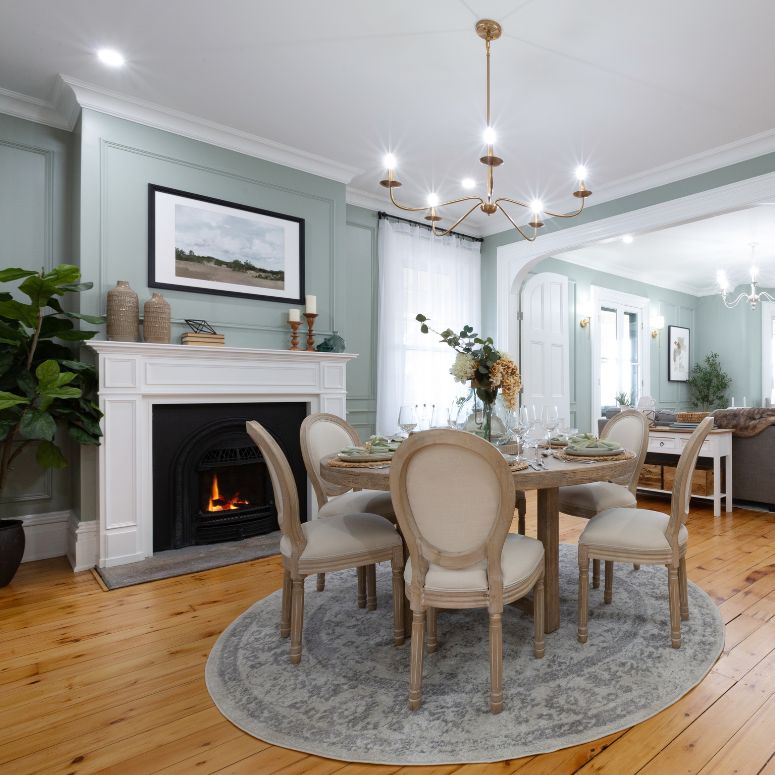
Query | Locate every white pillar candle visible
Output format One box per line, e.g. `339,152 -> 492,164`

305,294 -> 317,314
288,309 -> 300,323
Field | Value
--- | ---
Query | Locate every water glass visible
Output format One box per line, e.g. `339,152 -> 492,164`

398,405 -> 417,437
430,404 -> 450,428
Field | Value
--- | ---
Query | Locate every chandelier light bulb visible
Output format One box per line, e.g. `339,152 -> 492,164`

622,234 -> 634,244
427,192 -> 440,207
751,265 -> 759,283
97,48 -> 126,67
461,177 -> 476,190
717,270 -> 729,291
383,153 -> 397,171
575,165 -> 588,181
482,126 -> 497,145
530,199 -> 543,214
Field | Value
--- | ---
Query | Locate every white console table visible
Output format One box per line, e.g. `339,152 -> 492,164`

638,427 -> 733,516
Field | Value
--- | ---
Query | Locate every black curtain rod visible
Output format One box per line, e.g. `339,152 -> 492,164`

377,211 -> 483,243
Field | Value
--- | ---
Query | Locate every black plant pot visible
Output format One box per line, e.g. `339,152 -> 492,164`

0,519 -> 25,587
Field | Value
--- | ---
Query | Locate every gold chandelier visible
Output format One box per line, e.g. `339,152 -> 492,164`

379,19 -> 592,240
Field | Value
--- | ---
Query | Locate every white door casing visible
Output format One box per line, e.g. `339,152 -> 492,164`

520,272 -> 570,423
762,301 -> 775,405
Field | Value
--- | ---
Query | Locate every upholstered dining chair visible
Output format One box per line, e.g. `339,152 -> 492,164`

558,409 -> 650,598
300,412 -> 396,607
577,417 -> 713,649
246,420 -> 405,665
390,429 -> 545,714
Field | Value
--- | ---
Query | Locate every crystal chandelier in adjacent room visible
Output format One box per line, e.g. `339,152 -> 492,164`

716,243 -> 775,310
379,19 -> 592,239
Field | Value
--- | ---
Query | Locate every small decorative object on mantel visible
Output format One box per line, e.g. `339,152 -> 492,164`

288,308 -> 301,350
304,294 -> 317,351
416,313 -> 521,443
142,292 -> 171,343
180,319 -> 224,346
316,331 -> 346,353
106,280 -> 139,341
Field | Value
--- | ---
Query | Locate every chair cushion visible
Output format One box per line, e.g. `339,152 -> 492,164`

579,507 -> 688,555
280,512 -> 400,561
318,489 -> 395,520
558,482 -> 636,517
404,533 -> 544,593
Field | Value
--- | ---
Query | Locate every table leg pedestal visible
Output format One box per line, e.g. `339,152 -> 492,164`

536,487 -> 560,633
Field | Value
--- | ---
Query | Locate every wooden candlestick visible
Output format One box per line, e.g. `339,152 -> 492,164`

304,312 -> 318,351
288,320 -> 301,351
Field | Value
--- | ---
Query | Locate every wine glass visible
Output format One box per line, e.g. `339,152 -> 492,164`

431,404 -> 450,428
514,407 -> 530,461
397,405 -> 417,437
544,405 -> 560,442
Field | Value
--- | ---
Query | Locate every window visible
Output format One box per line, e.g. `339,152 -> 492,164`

590,287 -> 650,417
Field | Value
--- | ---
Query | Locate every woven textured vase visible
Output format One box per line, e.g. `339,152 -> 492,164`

143,292 -> 171,344
106,281 -> 139,342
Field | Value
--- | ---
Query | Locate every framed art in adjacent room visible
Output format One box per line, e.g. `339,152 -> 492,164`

148,184 -> 304,303
668,325 -> 690,382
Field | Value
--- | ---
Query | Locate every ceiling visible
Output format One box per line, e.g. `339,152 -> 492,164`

559,205 -> 775,296
3,1 -> 775,236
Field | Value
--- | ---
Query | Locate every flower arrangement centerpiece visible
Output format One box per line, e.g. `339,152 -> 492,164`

416,314 -> 521,441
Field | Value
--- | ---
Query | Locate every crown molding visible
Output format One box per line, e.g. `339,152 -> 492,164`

0,85 -> 71,130
55,75 -> 361,183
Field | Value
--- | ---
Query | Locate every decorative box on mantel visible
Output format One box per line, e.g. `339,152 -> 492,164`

87,341 -> 357,568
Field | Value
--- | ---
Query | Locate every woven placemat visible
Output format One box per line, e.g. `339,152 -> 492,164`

327,458 -> 392,469
509,460 -> 529,472
554,449 -> 635,463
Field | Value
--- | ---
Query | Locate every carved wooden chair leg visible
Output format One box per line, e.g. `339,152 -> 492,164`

391,547 -> 405,646
578,549 -> 589,643
289,575 -> 306,665
668,564 -> 682,649
426,607 -> 438,653
356,566 -> 367,608
409,609 -> 426,711
316,573 -> 325,592
633,564 -> 641,571
280,567 -> 292,638
533,574 -> 545,658
365,563 -> 377,611
489,611 -> 504,714
678,555 -> 689,621
604,560 -> 614,604
592,558 -> 601,589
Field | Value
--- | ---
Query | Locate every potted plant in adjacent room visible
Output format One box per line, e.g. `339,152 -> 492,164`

0,265 -> 103,586
687,352 -> 732,411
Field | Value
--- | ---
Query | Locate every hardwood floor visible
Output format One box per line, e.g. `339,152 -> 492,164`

2,495 -> 775,774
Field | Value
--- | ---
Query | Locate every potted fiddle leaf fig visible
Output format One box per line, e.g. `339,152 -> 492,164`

0,264 -> 104,586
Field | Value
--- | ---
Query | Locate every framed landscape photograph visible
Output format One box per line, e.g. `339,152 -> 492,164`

668,325 -> 690,382
148,185 -> 304,303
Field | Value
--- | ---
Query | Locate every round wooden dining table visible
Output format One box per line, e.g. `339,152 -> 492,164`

320,451 -> 636,634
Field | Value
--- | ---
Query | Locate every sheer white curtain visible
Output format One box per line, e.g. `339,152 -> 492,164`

376,217 -> 481,436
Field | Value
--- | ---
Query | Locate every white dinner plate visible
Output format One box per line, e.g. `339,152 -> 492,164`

337,450 -> 394,462
565,445 -> 622,457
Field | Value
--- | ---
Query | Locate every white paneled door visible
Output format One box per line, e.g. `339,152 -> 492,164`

520,272 -> 570,423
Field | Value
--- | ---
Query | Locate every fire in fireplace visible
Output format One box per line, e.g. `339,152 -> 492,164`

205,473 -> 249,512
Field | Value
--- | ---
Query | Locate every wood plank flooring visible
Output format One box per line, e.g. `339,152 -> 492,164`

1,495 -> 775,774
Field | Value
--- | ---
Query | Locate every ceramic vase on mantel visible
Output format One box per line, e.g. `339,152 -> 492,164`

143,292 -> 171,344
106,280 -> 140,342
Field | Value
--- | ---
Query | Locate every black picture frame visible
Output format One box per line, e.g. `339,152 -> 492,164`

668,325 -> 690,382
148,184 -> 305,304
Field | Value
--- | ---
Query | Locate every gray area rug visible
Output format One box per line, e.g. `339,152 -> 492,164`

97,531 -> 281,589
206,544 -> 724,765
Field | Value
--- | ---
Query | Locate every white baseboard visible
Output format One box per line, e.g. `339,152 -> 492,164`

13,510 -> 70,563
67,514 -> 97,572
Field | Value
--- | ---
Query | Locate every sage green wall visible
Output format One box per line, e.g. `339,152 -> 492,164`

0,113 -> 74,518
531,258 -> 697,432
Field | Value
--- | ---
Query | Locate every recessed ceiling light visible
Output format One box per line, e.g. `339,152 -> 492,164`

97,48 -> 125,67
622,234 -> 634,244
461,178 -> 476,189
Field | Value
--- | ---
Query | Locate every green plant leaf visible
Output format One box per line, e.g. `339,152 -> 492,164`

68,426 -> 101,445
58,282 -> 93,292
420,324 -> 428,334
44,386 -> 81,400
0,268 -> 38,283
0,299 -> 37,329
0,391 -> 29,410
53,329 -> 97,342
36,440 -> 68,469
35,359 -> 59,387
19,410 -> 56,441
62,311 -> 106,325
39,316 -> 74,339
19,275 -> 59,308
45,264 -> 81,285
16,371 -> 36,398
0,320 -> 24,344
415,314 -> 427,322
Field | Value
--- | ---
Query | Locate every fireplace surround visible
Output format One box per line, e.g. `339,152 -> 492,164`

88,342 -> 355,568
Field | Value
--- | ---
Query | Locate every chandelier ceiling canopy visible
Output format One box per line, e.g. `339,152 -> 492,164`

379,19 -> 592,240
716,243 -> 775,310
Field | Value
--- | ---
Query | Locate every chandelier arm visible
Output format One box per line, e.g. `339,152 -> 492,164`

387,186 -> 436,214
496,203 -> 537,242
543,196 -> 587,219
721,292 -> 748,309
430,201 -> 486,238
388,186 -> 483,214
494,196 -> 531,210
761,290 -> 775,304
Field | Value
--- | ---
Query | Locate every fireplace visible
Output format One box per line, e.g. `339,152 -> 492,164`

152,402 -> 307,552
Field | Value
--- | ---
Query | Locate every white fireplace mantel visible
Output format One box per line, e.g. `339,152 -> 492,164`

88,341 -> 357,568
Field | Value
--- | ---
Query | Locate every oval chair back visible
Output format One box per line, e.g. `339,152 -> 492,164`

389,429 -> 515,609
300,413 -> 360,505
666,416 -> 714,552
246,420 -> 305,562
601,409 -> 650,492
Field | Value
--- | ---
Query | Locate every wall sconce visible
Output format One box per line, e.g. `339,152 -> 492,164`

651,314 -> 665,338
